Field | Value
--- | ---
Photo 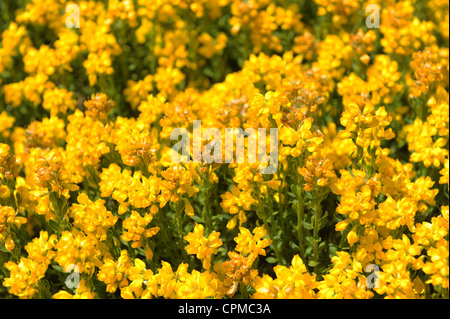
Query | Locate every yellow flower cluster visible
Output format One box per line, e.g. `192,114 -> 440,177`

0,0 -> 448,300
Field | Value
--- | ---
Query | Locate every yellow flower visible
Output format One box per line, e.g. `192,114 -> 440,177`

375,260 -> 421,299
53,279 -> 96,299
253,255 -> 316,299
412,206 -> 449,246
439,159 -> 449,189
152,261 -> 189,299
405,119 -> 448,168
24,117 -> 67,150
298,157 -> 336,191
213,251 -> 258,298
3,257 -> 49,299
84,93 -> 115,121
174,270 -> 218,299
35,149 -> 79,198
159,164 -> 199,206
376,196 -> 418,231
422,239 -> 449,289
121,258 -> 154,299
347,228 -> 359,247
234,225 -> 272,257
0,0 -> 448,301
121,210 -> 160,249
69,193 -> 118,241
0,205 -> 27,251
184,223 -> 223,269
24,230 -> 57,264
0,143 -> 21,180
0,112 -> 15,139
317,251 -> 373,299
97,250 -> 132,293
54,230 -> 103,276
65,110 -> 111,184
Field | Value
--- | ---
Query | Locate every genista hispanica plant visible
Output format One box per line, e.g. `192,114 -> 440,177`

0,0 -> 448,299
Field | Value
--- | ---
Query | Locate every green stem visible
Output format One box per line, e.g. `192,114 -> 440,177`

176,200 -> 188,261
204,198 -> 212,234
278,182 -> 288,256
127,241 -> 136,259
295,156 -> 306,261
267,188 -> 284,264
261,206 -> 282,263
50,192 -> 69,234
296,181 -> 306,261
443,287 -> 449,299
5,178 -> 17,210
312,190 -> 323,274
155,210 -> 174,261
257,185 -> 282,263
425,283 -> 431,299
339,225 -> 351,249
201,170 -> 213,233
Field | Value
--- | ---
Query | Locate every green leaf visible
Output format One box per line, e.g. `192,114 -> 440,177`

119,237 -> 129,246
290,185 -> 297,193
275,239 -> 283,250
168,241 -> 180,250
48,219 -> 60,232
319,211 -> 329,229
136,247 -> 145,256
308,260 -> 320,267
328,244 -> 337,257
302,220 -> 313,230
191,215 -> 205,224
305,236 -> 313,245
348,164 -> 355,177
15,192 -> 22,206
51,264 -> 64,272
184,222 -> 194,233
266,257 -> 278,264
287,192 -> 297,198
203,67 -> 214,78
255,210 -> 264,220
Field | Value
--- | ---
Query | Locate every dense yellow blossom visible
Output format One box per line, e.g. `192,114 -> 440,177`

0,0 -> 448,301
184,223 -> 223,270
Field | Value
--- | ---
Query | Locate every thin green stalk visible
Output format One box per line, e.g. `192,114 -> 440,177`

201,170 -> 213,233
442,287 -> 449,299
267,188 -> 284,264
257,186 -> 282,263
203,196 -> 212,233
295,156 -> 307,261
261,206 -> 282,263
312,190 -> 323,274
339,226 -> 351,249
5,178 -> 17,210
155,210 -> 175,261
277,182 -> 288,256
176,200 -> 188,261
296,181 -> 306,261
50,192 -> 69,234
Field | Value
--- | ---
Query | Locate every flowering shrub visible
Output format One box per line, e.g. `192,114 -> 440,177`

0,0 -> 448,299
